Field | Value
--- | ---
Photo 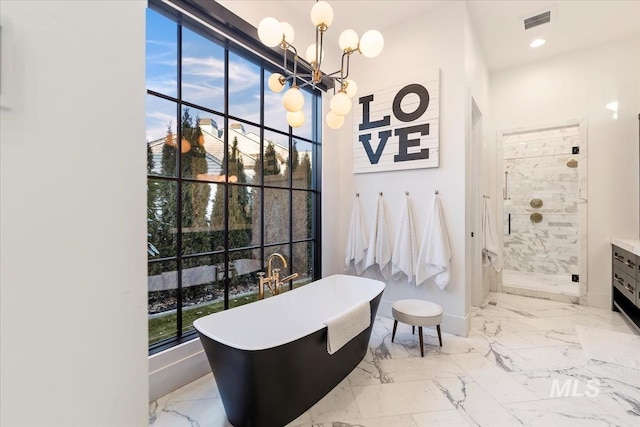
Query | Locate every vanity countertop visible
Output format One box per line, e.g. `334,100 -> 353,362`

612,238 -> 640,256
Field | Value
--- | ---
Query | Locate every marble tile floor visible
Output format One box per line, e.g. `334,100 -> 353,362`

502,270 -> 581,304
149,292 -> 640,427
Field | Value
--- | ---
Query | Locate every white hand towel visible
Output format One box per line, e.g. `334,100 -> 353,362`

392,195 -> 418,284
365,196 -> 392,280
482,197 -> 503,272
324,301 -> 371,355
416,196 -> 452,289
345,196 -> 369,274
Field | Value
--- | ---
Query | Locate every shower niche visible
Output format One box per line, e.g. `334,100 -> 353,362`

499,120 -> 587,304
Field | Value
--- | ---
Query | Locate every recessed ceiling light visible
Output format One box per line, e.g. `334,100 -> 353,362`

530,38 -> 546,48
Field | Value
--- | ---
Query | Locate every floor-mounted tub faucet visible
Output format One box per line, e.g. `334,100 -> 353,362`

258,253 -> 298,299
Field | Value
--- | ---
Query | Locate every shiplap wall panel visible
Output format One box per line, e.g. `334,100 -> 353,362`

353,69 -> 440,173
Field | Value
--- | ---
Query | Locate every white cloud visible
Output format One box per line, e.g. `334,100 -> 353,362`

146,40 -> 177,67
147,39 -> 176,48
146,77 -> 177,95
182,56 -> 226,78
146,101 -> 176,142
182,82 -> 224,109
228,61 -> 260,94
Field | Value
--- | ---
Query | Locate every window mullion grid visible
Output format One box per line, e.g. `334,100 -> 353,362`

147,6 -> 322,352
288,131 -> 294,289
312,93 -> 322,280
223,46 -> 230,310
259,67 -> 265,271
175,22 -> 184,337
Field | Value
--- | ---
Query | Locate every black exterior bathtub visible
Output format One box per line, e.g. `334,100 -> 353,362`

194,274 -> 385,427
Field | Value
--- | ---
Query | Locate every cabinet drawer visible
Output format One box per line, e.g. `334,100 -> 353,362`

613,267 -> 636,304
613,246 -> 638,279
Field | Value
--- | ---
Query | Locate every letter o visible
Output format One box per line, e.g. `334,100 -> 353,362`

392,84 -> 430,122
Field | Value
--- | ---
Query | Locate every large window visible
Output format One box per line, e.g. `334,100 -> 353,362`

146,6 -> 321,352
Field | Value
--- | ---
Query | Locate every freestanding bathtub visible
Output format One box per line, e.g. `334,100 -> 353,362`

193,274 -> 385,427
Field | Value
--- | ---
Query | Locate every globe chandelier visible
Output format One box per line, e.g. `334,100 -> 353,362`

257,0 -> 384,130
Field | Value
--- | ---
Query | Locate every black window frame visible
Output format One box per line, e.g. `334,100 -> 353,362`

147,0 -> 323,355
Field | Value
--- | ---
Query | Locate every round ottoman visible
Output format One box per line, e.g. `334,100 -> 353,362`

391,299 -> 443,357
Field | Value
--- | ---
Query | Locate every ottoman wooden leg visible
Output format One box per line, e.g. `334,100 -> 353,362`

418,326 -> 424,357
392,320 -> 398,342
437,324 -> 442,347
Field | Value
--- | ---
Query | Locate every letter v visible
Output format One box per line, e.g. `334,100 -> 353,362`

359,130 -> 392,164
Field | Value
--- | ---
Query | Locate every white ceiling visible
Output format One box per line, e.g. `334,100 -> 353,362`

218,0 -> 640,72
467,0 -> 640,71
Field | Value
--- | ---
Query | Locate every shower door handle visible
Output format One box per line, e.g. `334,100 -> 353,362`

508,213 -> 511,235
503,172 -> 509,200
503,171 -> 511,200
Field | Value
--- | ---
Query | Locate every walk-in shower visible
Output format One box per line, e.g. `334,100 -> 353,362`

498,120 -> 587,304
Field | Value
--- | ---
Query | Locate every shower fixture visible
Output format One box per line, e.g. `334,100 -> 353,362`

530,212 -> 543,223
530,198 -> 543,209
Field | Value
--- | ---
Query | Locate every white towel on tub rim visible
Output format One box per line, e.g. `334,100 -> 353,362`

365,195 -> 392,280
345,196 -> 369,275
392,195 -> 418,284
324,300 -> 371,355
416,195 -> 452,289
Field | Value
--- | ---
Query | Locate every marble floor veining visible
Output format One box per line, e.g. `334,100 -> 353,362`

149,292 -> 640,427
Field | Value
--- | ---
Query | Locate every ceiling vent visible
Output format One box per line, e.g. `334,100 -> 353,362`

524,11 -> 551,30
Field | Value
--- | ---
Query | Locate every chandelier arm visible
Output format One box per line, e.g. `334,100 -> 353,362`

287,43 -> 298,58
282,42 -> 288,74
317,28 -> 324,72
297,80 -> 315,90
279,42 -> 300,78
339,51 -> 346,85
282,41 -> 301,85
341,50 -> 355,82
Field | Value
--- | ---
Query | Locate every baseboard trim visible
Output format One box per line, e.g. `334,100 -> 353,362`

379,299 -> 469,337
149,338 -> 210,402
587,291 -> 611,309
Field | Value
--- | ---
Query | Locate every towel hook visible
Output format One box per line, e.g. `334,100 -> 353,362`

405,191 -> 409,196
379,192 -> 383,196
435,190 -> 439,195
355,193 -> 360,197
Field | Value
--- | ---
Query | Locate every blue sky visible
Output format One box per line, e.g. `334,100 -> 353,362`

145,8 -> 313,144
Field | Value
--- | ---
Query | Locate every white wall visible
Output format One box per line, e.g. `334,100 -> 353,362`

0,1 -> 148,425
323,1 -> 475,336
490,36 -> 640,308
463,4 -> 492,309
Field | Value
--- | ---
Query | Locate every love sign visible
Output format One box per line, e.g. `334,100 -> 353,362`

353,70 -> 440,173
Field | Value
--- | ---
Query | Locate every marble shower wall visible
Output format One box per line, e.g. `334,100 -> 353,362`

502,125 -> 581,277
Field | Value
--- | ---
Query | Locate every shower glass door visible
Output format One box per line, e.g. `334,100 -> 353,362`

501,122 -> 586,302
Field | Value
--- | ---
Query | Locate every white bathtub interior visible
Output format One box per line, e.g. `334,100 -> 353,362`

193,274 -> 384,350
